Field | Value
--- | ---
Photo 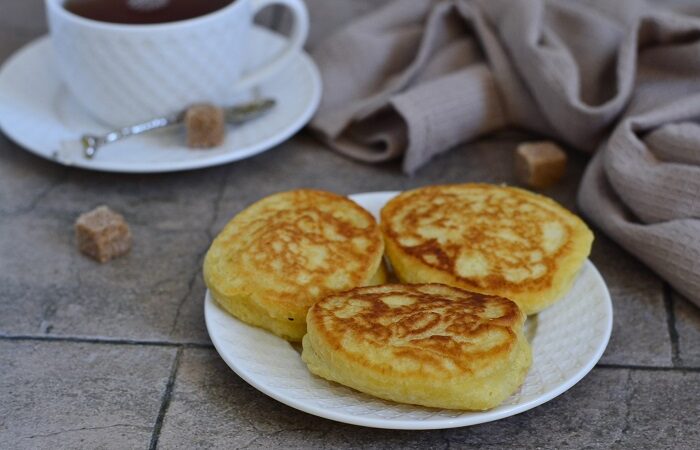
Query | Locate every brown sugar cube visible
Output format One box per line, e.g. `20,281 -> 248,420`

75,206 -> 132,263
515,141 -> 567,188
185,104 -> 225,148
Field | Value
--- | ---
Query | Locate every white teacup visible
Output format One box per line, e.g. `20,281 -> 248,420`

45,0 -> 309,126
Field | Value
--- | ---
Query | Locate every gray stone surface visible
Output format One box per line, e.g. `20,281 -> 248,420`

674,293 -> 700,367
0,140 -> 66,217
0,340 -> 176,449
0,211 -> 212,342
621,369 -> 700,447
209,132 -> 588,233
0,0 -> 45,62
592,234 -> 671,367
1,0 -> 698,448
158,349 -> 700,449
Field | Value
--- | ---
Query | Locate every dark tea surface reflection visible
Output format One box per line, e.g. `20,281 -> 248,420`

64,0 -> 236,24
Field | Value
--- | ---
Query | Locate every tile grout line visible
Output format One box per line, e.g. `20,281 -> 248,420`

596,363 -> 700,373
167,167 -> 228,338
2,333 -> 700,372
0,333 -> 213,348
168,247 -> 208,336
662,283 -> 681,366
149,347 -> 182,450
207,166 -> 231,240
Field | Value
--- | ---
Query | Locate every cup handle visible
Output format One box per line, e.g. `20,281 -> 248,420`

234,0 -> 309,91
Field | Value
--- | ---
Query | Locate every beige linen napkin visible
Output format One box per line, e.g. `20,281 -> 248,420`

310,0 -> 700,306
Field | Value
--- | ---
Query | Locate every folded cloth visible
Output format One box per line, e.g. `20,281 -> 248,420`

310,0 -> 700,306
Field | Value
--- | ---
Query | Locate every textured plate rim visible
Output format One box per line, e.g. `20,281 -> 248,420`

204,190 -> 613,429
0,29 -> 322,174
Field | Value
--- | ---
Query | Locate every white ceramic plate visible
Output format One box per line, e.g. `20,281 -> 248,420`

205,191 -> 613,430
0,28 -> 321,173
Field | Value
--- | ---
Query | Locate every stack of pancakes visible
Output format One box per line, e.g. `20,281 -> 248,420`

204,184 -> 593,410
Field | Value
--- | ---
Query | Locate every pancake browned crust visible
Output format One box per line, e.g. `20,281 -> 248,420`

204,189 -> 385,341
302,284 -> 531,410
381,184 -> 593,314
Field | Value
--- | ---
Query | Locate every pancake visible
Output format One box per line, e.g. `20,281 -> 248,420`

204,189 -> 385,341
381,184 -> 593,314
302,283 -> 531,410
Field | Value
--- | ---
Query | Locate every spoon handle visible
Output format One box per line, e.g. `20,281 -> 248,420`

80,98 -> 276,159
82,111 -> 183,159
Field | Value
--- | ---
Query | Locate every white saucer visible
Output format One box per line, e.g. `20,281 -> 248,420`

204,191 -> 613,430
0,28 -> 321,173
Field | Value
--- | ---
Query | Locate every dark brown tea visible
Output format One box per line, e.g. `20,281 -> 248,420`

63,0 -> 235,25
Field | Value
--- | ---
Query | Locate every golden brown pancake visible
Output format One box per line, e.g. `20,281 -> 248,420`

381,184 -> 593,314
204,189 -> 385,341
302,283 -> 531,410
